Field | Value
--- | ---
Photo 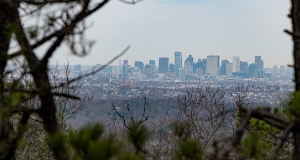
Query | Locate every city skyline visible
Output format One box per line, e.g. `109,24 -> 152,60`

49,0 -> 291,68
113,53 -> 283,69
71,52 -> 289,81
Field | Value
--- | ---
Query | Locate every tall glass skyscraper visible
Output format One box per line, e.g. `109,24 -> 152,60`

174,51 -> 182,75
220,59 -> 229,75
184,55 -> 194,75
159,57 -> 169,74
255,56 -> 262,70
232,56 -> 240,72
249,63 -> 258,77
207,55 -> 220,77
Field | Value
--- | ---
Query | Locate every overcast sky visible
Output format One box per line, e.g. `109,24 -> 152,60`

50,0 -> 291,68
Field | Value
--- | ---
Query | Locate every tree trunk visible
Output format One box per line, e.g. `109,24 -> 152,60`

291,0 -> 300,159
0,2 -> 16,160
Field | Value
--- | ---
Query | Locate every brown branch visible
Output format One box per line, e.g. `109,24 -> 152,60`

112,103 -> 129,129
1,111 -> 30,160
136,95 -> 149,128
216,110 -> 253,160
284,29 -> 300,38
53,92 -> 80,100
251,109 -> 289,128
272,123 -> 295,159
8,0 -> 111,60
42,35 -> 65,63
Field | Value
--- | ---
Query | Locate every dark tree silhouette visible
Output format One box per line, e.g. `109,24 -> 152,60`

215,1 -> 300,159
0,0 -> 141,159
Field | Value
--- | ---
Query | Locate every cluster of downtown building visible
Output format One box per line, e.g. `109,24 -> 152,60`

75,52 -> 288,81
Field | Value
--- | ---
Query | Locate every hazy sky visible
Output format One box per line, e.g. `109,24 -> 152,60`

50,0 -> 291,68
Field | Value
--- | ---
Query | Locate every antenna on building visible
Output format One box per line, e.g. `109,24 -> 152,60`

226,54 -> 232,60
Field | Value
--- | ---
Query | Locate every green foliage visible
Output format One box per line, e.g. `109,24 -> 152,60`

127,123 -> 151,153
46,132 -> 66,152
116,152 -> 142,160
175,140 -> 203,160
68,123 -> 125,159
69,124 -> 104,156
171,121 -> 191,141
27,27 -> 38,39
239,105 -> 293,159
290,91 -> 300,119
7,92 -> 27,107
171,121 -> 203,160
239,133 -> 269,159
88,135 -> 121,160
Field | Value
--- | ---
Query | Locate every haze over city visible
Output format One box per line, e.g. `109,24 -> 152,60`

49,0 -> 291,68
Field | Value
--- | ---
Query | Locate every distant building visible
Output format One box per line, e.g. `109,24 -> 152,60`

249,63 -> 258,77
232,56 -> 240,72
280,65 -> 286,77
240,61 -> 249,75
202,59 -> 207,73
122,65 -> 127,74
144,64 -> 155,78
255,56 -> 262,70
134,61 -> 144,72
178,68 -> 185,78
170,63 -> 175,73
145,64 -> 151,72
159,57 -> 169,74
184,55 -> 194,75
194,59 -> 206,74
184,62 -> 193,75
123,59 -> 128,66
273,65 -> 278,76
195,68 -> 204,77
149,60 -> 155,66
185,55 -> 194,66
220,59 -> 229,75
207,55 -> 219,77
174,51 -> 182,75
74,64 -> 81,71
226,63 -> 232,78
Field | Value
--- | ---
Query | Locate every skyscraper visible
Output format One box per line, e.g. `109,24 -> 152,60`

185,62 -> 193,75
207,55 -> 219,77
248,63 -> 258,77
149,60 -> 155,66
134,61 -> 144,72
280,65 -> 286,77
170,63 -> 175,73
226,63 -> 232,78
174,51 -> 182,74
185,55 -> 193,66
220,59 -> 229,75
194,59 -> 206,74
273,65 -> 278,76
159,57 -> 169,74
240,61 -> 249,74
232,56 -> 240,72
184,55 -> 194,75
123,59 -> 128,66
255,56 -> 262,70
